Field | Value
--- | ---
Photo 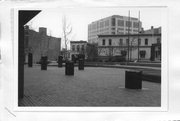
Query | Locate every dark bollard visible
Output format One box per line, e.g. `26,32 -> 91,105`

78,59 -> 84,70
28,53 -> 33,67
41,56 -> 47,70
58,56 -> 63,67
125,70 -> 142,89
65,61 -> 74,75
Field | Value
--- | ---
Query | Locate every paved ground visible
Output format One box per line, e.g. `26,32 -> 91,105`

19,65 -> 161,107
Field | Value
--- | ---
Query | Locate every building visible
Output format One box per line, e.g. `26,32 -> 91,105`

24,26 -> 61,63
97,27 -> 161,62
88,15 -> 142,43
70,41 -> 87,60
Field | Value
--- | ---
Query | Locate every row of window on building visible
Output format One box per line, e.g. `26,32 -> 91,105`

101,38 -> 161,46
89,19 -> 140,30
111,18 -> 140,28
72,45 -> 85,52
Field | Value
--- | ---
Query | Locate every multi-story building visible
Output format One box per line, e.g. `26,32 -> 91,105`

24,26 -> 61,63
88,15 -> 142,43
70,40 -> 87,60
97,27 -> 161,61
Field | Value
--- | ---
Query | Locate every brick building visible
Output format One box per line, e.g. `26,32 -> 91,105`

70,41 -> 87,60
24,26 -> 61,63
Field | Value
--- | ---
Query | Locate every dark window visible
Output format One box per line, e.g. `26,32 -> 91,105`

145,38 -> 148,45
111,32 -> 115,35
126,39 -> 129,45
140,50 -> 146,58
72,45 -> 75,51
118,20 -> 124,26
157,38 -> 161,43
77,45 -> 80,52
119,39 -> 123,45
111,18 -> 116,26
102,39 -> 106,45
126,21 -> 132,27
121,50 -> 127,56
81,45 -> 84,51
109,39 -> 112,46
133,22 -> 139,28
138,39 -> 141,45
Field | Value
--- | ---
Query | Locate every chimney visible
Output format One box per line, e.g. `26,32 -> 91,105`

39,27 -> 47,36
140,27 -> 144,33
151,26 -> 154,30
151,26 -> 154,34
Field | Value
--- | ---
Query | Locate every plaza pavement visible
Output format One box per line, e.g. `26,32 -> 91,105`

19,65 -> 161,106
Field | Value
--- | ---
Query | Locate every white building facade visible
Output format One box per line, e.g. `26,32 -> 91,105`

88,15 -> 142,43
97,33 -> 161,61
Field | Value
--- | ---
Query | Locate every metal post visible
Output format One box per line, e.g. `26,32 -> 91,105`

127,10 -> 130,63
137,11 -> 140,62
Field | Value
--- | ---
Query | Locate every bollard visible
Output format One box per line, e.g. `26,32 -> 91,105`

78,59 -> 84,70
65,61 -> 74,75
58,56 -> 63,67
41,56 -> 47,70
125,70 -> 142,89
28,53 -> 33,67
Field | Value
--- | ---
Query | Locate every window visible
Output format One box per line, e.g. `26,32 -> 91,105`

140,50 -> 146,58
121,50 -> 127,56
126,21 -> 132,27
138,39 -> 141,45
72,45 -> 75,51
109,39 -> 112,46
157,38 -> 161,44
111,18 -> 116,26
133,22 -> 139,28
81,45 -> 85,51
102,39 -> 106,45
119,39 -> 123,45
118,20 -> 124,26
126,39 -> 129,45
105,20 -> 109,26
77,45 -> 80,52
145,38 -> 148,45
100,22 -> 104,28
111,32 -> 115,35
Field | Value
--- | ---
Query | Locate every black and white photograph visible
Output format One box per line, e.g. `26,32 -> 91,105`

2,0 -> 180,121
18,7 -> 163,107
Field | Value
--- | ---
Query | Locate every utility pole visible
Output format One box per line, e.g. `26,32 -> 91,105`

127,10 -> 130,64
137,11 -> 140,62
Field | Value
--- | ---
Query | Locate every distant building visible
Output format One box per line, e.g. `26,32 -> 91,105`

24,26 -> 61,63
88,15 -> 142,43
70,40 -> 87,60
97,26 -> 161,61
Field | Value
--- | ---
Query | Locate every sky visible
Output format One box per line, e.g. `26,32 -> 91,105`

26,7 -> 164,47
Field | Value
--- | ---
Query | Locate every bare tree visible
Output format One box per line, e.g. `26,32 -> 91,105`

62,15 -> 72,51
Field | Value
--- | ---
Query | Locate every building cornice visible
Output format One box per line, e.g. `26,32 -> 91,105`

70,41 -> 87,43
98,33 -> 161,38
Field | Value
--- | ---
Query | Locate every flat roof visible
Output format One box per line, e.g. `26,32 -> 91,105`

89,15 -> 139,25
70,41 -> 87,43
98,33 -> 161,37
